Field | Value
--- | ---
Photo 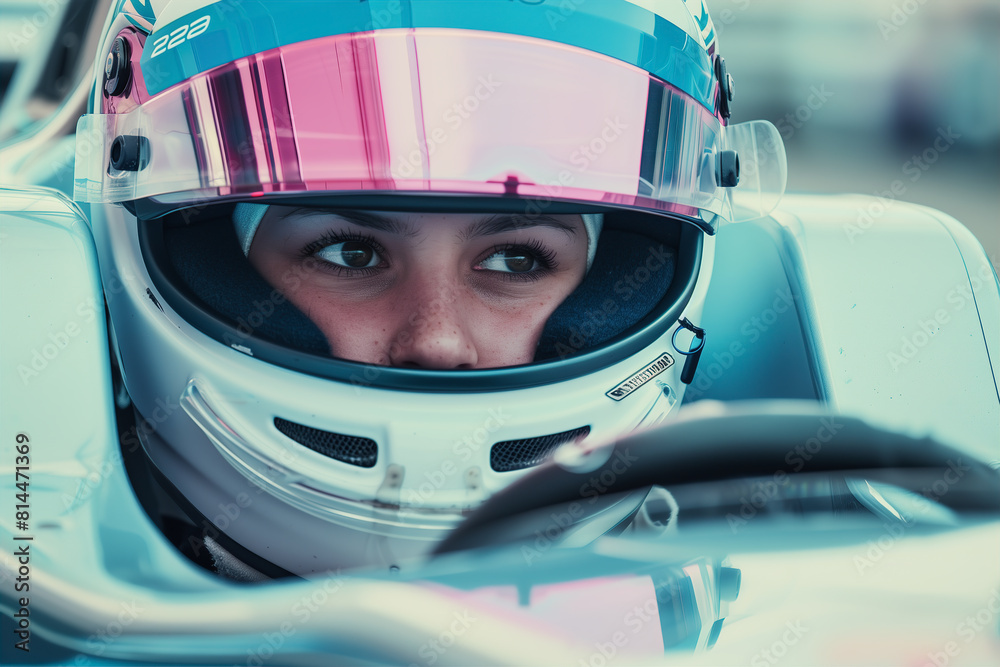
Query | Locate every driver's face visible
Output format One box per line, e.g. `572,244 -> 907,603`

248,207 -> 588,369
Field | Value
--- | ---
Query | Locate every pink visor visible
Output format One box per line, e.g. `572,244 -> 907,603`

75,29 -> 785,225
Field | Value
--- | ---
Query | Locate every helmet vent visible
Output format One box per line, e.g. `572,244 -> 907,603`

490,426 -> 591,473
273,417 -> 377,468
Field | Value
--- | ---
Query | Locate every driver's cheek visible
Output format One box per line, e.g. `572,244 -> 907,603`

469,292 -> 562,367
300,290 -> 405,365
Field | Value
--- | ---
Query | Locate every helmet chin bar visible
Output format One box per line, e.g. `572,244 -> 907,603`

182,379 -> 470,538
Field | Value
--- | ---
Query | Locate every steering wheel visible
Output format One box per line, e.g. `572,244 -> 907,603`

435,402 -> 1000,555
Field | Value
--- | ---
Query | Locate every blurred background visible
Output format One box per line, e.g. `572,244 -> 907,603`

0,0 -> 997,270
718,0 -> 999,271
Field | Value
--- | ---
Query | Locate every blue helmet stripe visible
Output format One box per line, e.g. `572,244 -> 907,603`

139,0 -> 715,110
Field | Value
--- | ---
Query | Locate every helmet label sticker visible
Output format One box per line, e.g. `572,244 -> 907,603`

606,353 -> 675,401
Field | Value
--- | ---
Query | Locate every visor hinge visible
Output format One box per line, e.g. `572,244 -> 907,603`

672,318 -> 706,385
109,135 -> 149,172
714,55 -> 735,121
104,36 -> 133,98
717,150 -> 740,188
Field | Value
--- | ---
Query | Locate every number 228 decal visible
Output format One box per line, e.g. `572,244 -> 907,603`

149,15 -> 211,59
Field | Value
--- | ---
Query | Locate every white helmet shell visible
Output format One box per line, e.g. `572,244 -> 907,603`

79,0 -> 779,576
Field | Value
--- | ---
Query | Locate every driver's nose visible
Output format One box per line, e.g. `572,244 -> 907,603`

387,284 -> 479,370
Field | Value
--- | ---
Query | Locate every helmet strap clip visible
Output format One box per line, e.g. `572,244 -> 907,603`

672,318 -> 707,385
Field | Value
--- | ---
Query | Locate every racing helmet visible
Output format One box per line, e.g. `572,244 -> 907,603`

75,0 -> 787,577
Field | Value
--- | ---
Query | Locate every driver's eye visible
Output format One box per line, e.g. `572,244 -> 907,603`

316,241 -> 380,269
477,250 -> 539,273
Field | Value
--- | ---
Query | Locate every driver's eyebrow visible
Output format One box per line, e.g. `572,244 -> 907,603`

460,214 -> 579,241
280,209 -> 419,237
279,210 -> 575,239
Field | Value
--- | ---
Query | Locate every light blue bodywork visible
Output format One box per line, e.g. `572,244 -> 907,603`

693,194 -> 1000,466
